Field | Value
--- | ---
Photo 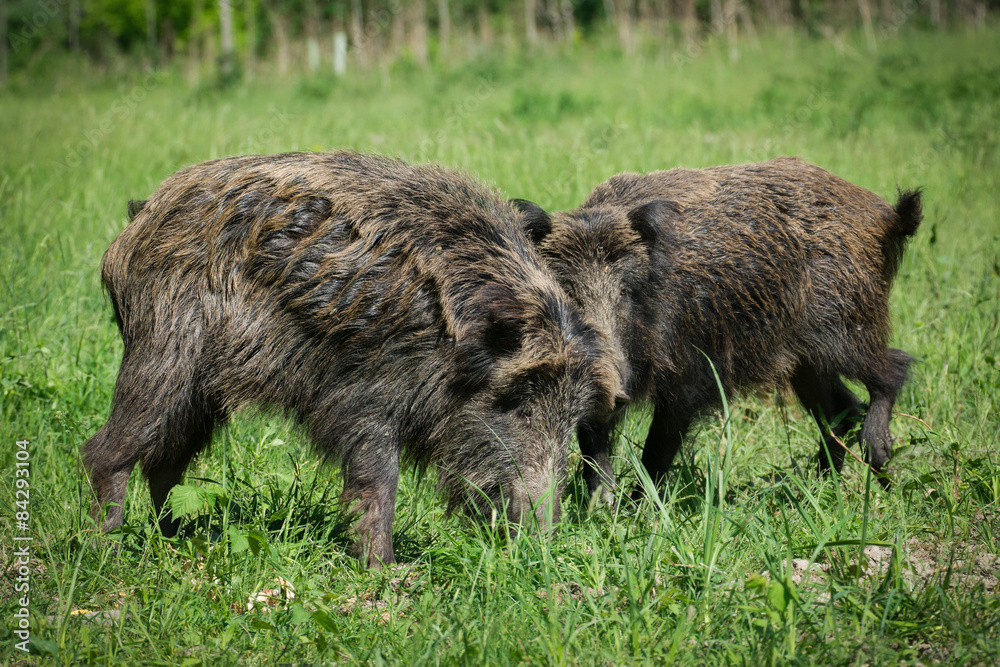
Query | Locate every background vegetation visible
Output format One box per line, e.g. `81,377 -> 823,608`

3,0 -> 999,86
2,6 -> 999,666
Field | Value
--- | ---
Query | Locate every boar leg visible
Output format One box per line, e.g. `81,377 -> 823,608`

578,417 -> 620,501
790,363 -> 864,475
342,441 -> 400,568
83,419 -> 138,533
84,338 -> 220,537
634,405 -> 692,498
141,392 -> 221,537
858,348 -> 913,488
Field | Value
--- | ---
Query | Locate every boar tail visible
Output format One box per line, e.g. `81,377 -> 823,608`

881,188 -> 922,286
893,189 -> 922,239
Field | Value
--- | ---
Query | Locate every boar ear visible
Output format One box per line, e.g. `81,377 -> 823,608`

452,285 -> 525,394
511,199 -> 552,245
627,199 -> 679,247
127,199 -> 147,221
493,360 -> 559,411
475,284 -> 525,358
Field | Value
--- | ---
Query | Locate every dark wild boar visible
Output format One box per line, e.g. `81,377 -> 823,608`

515,157 -> 921,498
84,151 -> 620,567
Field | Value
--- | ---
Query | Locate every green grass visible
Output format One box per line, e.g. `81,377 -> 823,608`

2,26 -> 999,665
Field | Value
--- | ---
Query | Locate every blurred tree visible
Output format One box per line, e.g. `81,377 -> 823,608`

675,0 -> 696,38
858,0 -> 876,50
70,0 -> 81,52
219,0 -> 234,76
0,0 -> 996,77
438,0 -> 450,56
349,0 -> 365,67
145,0 -> 157,67
269,0 -> 291,73
525,0 -> 538,45
245,0 -> 256,78
609,0 -> 636,54
1,0 -> 6,86
411,0 -> 428,65
304,0 -> 320,71
476,3 -> 492,47
545,0 -> 575,43
709,0 -> 724,34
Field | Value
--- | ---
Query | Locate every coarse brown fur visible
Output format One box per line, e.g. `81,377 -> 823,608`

84,151 -> 620,567
516,157 -> 922,497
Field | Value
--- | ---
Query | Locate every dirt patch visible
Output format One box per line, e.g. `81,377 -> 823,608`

536,580 -> 605,607
334,565 -> 422,623
902,539 -> 999,591
769,538 -> 999,594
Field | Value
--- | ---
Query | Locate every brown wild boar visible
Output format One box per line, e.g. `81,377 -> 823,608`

515,157 -> 921,497
84,151 -> 621,567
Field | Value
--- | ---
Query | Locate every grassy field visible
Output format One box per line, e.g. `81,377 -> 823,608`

2,25 -> 999,665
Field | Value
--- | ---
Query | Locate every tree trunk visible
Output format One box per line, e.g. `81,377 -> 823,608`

928,0 -> 941,26
725,0 -> 737,60
219,0 -> 235,77
350,0 -> 368,67
69,0 -> 81,52
710,0 -> 724,33
305,0 -> 321,72
738,1 -> 758,50
146,0 -> 158,68
0,0 -> 7,88
477,5 -> 493,48
438,0 -> 450,57
411,0 -> 429,66
675,0 -> 697,40
333,31 -> 347,75
245,0 -> 256,79
613,0 -> 637,56
270,9 -> 291,75
858,0 -> 876,51
877,0 -> 893,30
545,0 -> 576,42
525,0 -> 538,45
541,0 -> 557,40
561,0 -> 575,42
637,0 -> 659,28
391,5 -> 405,60
187,0 -> 203,84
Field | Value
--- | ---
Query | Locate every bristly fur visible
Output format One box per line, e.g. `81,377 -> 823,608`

84,151 -> 619,568
518,156 -> 922,497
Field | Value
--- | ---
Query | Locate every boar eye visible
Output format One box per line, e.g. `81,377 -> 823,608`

518,404 -> 533,426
